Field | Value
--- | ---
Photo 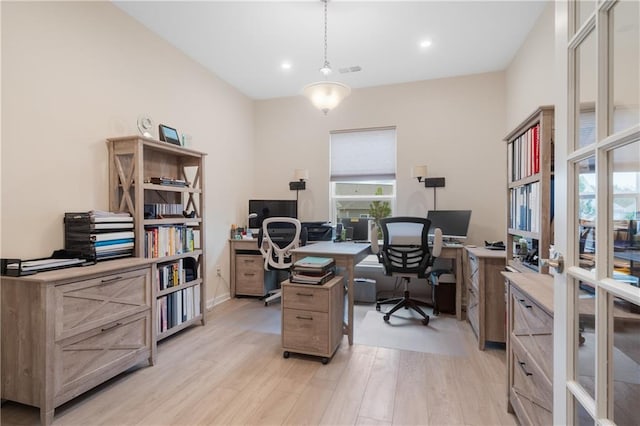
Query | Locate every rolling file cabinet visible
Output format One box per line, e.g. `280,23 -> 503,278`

281,276 -> 344,364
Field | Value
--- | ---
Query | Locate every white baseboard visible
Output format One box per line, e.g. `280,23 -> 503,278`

206,293 -> 230,311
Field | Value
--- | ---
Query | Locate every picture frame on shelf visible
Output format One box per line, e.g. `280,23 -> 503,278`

158,124 -> 181,146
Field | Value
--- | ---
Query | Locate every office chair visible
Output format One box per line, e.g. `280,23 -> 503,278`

258,217 -> 305,306
372,217 -> 442,325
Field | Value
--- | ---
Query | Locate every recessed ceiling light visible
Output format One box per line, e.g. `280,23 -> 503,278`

281,62 -> 292,70
420,39 -> 433,49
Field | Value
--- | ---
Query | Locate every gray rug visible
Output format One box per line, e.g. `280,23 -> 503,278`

353,309 -> 468,356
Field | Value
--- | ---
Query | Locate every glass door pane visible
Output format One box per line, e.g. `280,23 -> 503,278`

612,297 -> 640,425
610,142 -> 640,286
610,0 -> 640,135
576,30 -> 597,149
578,157 -> 597,271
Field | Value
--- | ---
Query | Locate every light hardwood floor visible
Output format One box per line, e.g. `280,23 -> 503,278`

1,298 -> 517,426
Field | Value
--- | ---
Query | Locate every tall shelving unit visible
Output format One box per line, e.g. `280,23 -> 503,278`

107,135 -> 206,341
504,106 -> 554,274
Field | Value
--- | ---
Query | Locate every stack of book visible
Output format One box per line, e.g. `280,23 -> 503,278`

64,210 -> 135,261
290,256 -> 336,285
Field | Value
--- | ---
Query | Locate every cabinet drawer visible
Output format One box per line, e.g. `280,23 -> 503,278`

56,267 -> 150,341
282,308 -> 329,354
510,388 -> 552,426
56,310 -> 151,406
236,254 -> 263,274
511,288 -> 553,381
282,285 -> 329,312
511,337 -> 552,410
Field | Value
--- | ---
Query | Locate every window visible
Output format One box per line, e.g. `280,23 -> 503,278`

330,128 -> 396,225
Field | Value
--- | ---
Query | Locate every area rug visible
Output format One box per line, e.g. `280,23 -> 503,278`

353,309 -> 468,356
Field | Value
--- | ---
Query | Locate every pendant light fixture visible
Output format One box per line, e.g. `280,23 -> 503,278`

302,0 -> 351,115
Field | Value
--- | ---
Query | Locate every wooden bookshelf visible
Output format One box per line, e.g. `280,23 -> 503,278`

504,106 -> 554,274
107,135 -> 207,341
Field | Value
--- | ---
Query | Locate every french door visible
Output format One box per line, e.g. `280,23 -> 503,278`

555,1 -> 640,424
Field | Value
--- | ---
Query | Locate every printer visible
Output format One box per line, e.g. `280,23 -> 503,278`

302,222 -> 333,242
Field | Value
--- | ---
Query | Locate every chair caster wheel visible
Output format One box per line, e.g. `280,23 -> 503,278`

376,304 -> 381,311
433,309 -> 440,316
422,317 -> 430,326
321,357 -> 329,365
265,302 -> 268,306
283,351 -> 290,359
383,314 -> 390,322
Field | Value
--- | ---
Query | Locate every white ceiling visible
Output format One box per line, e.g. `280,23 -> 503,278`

114,1 -> 548,100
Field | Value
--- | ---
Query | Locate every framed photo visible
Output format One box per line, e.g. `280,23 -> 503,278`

158,124 -> 181,146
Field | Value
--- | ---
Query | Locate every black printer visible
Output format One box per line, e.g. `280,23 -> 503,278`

302,222 -> 333,242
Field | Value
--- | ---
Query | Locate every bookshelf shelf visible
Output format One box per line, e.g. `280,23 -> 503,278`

157,278 -> 203,298
107,135 -> 207,342
504,106 -> 554,274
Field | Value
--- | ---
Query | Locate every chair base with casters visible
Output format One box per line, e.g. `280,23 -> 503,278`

262,269 -> 290,306
376,277 -> 431,326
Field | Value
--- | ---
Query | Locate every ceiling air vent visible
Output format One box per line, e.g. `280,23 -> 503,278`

338,66 -> 362,74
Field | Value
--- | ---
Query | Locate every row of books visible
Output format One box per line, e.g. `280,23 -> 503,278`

157,284 -> 201,333
144,203 -> 184,219
64,211 -> 134,261
290,256 -> 335,285
509,182 -> 540,233
508,123 -> 540,182
157,259 -> 186,291
144,225 -> 198,258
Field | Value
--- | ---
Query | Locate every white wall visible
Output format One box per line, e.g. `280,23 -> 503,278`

254,72 -> 507,245
1,2 -> 254,303
505,1 -> 555,130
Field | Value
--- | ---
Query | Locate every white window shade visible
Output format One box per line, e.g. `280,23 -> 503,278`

330,128 -> 396,181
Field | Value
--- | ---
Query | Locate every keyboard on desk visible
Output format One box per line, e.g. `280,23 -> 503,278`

443,242 -> 463,248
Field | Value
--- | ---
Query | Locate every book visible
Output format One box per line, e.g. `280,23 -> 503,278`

290,270 -> 335,285
90,231 -> 135,242
294,256 -> 334,268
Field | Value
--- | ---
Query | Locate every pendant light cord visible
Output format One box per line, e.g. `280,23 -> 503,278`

323,0 -> 329,70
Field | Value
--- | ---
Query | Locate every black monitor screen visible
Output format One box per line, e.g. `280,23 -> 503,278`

340,217 -> 370,241
426,210 -> 472,239
249,200 -> 297,228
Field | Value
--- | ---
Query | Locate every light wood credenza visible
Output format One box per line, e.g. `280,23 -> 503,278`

1,258 -> 155,426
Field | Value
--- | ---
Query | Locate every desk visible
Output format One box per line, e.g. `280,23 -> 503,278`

290,242 -> 371,345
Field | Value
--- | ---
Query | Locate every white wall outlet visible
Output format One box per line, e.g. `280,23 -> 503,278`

216,265 -> 221,276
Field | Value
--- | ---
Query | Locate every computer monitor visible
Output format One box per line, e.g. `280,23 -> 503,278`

340,217 -> 370,241
248,200 -> 297,229
426,210 -> 472,240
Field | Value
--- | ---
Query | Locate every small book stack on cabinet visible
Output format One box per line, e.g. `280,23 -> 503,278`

106,135 -> 207,342
64,211 -> 134,261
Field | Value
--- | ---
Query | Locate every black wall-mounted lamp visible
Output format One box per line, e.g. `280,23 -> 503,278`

412,165 -> 446,210
289,169 -> 309,209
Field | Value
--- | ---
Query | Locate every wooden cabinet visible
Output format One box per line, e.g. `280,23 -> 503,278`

465,247 -> 507,349
1,258 -> 154,426
503,272 -> 554,426
235,253 -> 265,296
229,239 -> 270,297
106,136 -> 206,341
504,106 -> 554,274
281,276 -> 344,364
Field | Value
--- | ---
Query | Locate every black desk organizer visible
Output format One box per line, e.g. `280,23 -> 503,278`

0,249 -> 95,277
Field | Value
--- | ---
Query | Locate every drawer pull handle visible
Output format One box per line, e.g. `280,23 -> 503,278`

518,361 -> 533,376
244,273 -> 256,277
101,322 -> 122,332
101,276 -> 123,284
296,293 -> 314,297
518,298 -> 532,309
296,315 -> 313,321
244,259 -> 255,263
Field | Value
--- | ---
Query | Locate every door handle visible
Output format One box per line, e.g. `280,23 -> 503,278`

541,253 -> 564,273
